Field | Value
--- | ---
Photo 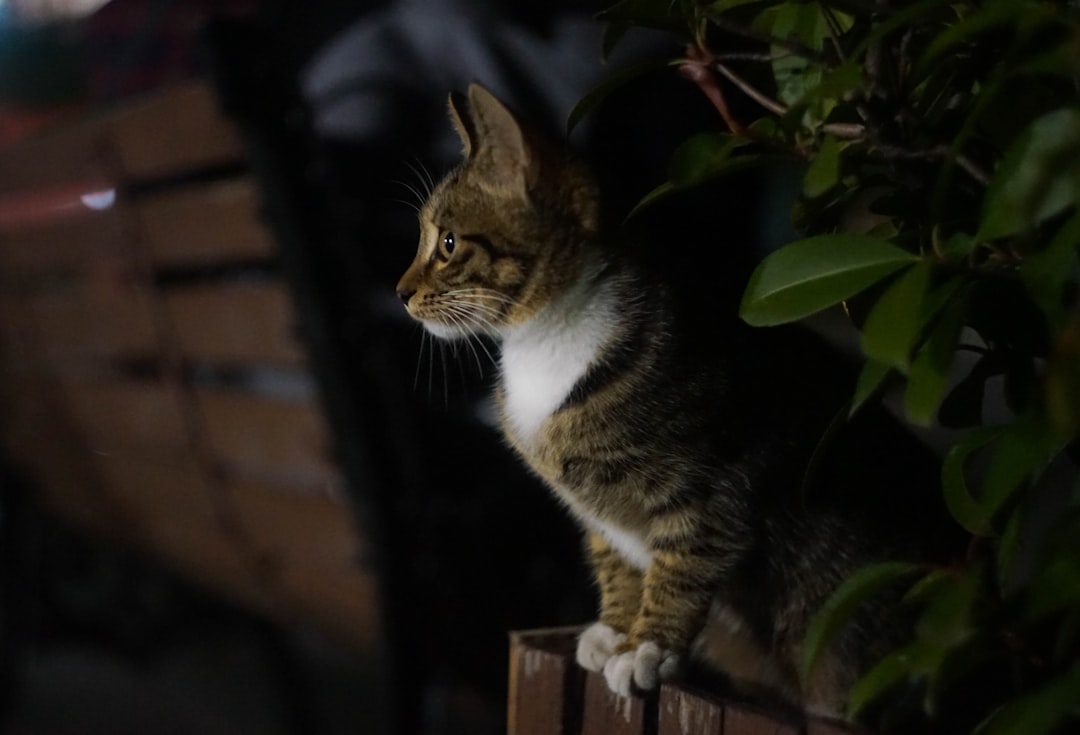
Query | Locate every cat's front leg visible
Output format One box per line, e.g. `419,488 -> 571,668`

603,547 -> 725,697
576,532 -> 643,673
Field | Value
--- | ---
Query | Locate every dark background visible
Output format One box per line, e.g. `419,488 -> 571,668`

0,1 -> 774,733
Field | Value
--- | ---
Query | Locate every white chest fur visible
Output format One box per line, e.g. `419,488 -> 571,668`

498,276 -> 619,444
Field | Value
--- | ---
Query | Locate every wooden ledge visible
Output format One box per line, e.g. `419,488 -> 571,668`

509,628 -> 865,735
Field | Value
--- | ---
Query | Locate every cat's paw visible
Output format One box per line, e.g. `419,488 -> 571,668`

576,623 -> 626,673
602,641 -> 681,697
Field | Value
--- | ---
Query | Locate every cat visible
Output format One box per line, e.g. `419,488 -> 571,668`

395,83 -> 950,717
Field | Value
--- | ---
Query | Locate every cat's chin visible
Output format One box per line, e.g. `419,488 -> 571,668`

422,321 -> 473,341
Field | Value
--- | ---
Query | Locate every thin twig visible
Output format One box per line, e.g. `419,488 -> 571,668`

869,143 -> 991,185
713,61 -> 788,116
821,6 -> 848,61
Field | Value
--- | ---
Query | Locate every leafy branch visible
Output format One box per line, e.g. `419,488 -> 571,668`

575,1 -> 1080,732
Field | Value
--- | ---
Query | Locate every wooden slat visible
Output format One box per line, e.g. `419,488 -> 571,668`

109,81 -> 243,179
658,685 -> 724,735
28,282 -> 158,365
137,177 -> 274,267
226,479 -> 378,650
0,207 -> 129,275
196,389 -> 337,487
807,717 -> 867,735
166,282 -> 304,365
723,705 -> 800,735
508,629 -> 585,735
61,379 -> 189,466
0,114 -> 111,192
581,671 -> 650,735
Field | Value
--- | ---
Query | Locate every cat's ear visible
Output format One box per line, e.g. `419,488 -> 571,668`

447,90 -> 476,158
465,84 -> 533,194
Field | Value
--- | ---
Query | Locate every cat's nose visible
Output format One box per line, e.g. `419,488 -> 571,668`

396,287 -> 415,305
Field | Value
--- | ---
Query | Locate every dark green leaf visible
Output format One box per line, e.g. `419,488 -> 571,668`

801,561 -> 922,681
981,416 -> 1067,524
1046,315 -> 1080,435
771,1 -> 827,107
1020,212 -> 1080,329
668,132 -> 748,188
847,643 -> 928,718
917,0 -> 1019,74
710,0 -> 778,12
976,658 -> 1080,735
740,235 -> 917,327
567,58 -> 677,134
624,181 -> 675,221
601,21 -> 632,62
851,358 -> 891,416
905,290 -> 968,426
860,261 -> 932,372
978,108 -> 1080,241
941,427 -> 1001,536
803,135 -> 842,198
937,354 -> 999,430
600,0 -> 689,31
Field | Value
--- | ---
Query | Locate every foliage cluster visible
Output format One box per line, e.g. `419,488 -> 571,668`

574,1 -> 1080,732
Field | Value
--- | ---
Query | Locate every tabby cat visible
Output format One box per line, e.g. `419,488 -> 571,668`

396,84 -> 947,716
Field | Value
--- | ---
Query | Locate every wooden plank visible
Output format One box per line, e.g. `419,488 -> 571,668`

581,671 -> 650,735
87,457 -> 377,651
165,282 -> 304,366
109,81 -> 243,179
226,479 -> 378,650
196,389 -> 337,487
0,206 -> 129,275
508,629 -> 585,735
658,685 -> 724,735
807,717 -> 867,735
0,114 -> 112,193
723,705 -> 800,735
137,177 -> 274,267
61,379 -> 189,466
28,282 -> 158,364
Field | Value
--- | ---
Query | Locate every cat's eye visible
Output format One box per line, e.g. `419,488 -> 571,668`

439,231 -> 457,260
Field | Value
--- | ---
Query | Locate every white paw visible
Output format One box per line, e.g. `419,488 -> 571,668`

576,623 -> 626,673
602,641 -> 681,697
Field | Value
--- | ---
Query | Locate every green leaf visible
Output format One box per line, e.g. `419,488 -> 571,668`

600,0 -> 689,31
624,181 -> 675,221
981,416 -> 1067,524
601,21 -> 631,62
624,150 -> 769,221
667,132 -> 748,188
860,261 -> 932,372
803,135 -> 842,198
941,427 -> 1002,536
847,643 -> 927,718
976,658 -> 1080,735
801,561 -> 923,682
710,0 -> 779,12
1020,212 -> 1080,328
851,358 -> 892,416
567,58 -> 677,134
771,1 -> 828,107
905,289 -> 968,426
917,0 -> 1019,74
740,235 -> 917,327
978,108 -> 1080,241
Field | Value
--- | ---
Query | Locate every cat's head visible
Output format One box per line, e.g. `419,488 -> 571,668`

396,84 -> 601,340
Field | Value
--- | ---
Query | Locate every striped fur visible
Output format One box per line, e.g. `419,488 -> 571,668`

397,85 -> 942,717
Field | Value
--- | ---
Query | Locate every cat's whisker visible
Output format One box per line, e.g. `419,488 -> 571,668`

405,157 -> 437,199
413,326 -> 428,391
